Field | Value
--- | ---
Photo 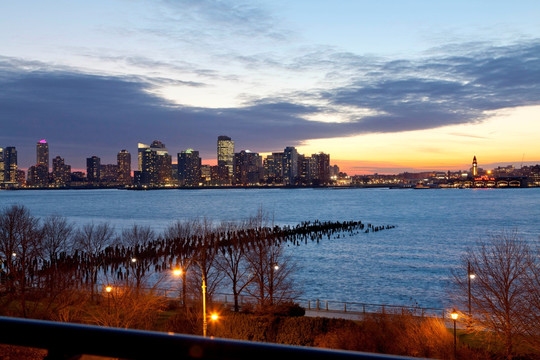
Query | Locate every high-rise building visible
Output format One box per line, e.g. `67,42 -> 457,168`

217,135 -> 234,184
27,164 -> 49,187
100,164 -> 118,182
263,152 -> 284,184
0,147 -> 4,183
4,147 -> 17,183
86,156 -> 101,184
117,150 -> 132,185
137,141 -> 171,185
312,152 -> 330,185
52,156 -> 71,185
234,150 -> 262,186
283,146 -> 298,185
178,149 -> 201,186
36,139 -> 49,170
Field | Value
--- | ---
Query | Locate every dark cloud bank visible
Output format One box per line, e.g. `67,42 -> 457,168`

1,40 -> 539,168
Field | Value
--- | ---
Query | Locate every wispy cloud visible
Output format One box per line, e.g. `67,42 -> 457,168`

1,39 -> 540,168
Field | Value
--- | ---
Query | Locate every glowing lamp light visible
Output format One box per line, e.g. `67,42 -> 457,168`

173,268 -> 182,276
105,286 -> 112,293
469,273 -> 476,280
210,313 -> 219,321
451,311 -> 459,320
273,265 -> 279,271
131,258 -> 137,263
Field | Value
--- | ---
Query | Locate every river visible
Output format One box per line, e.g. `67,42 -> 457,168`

1,187 -> 538,309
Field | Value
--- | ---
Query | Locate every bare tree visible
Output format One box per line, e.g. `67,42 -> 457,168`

120,224 -> 155,290
163,220 -> 196,307
246,239 -> 299,308
215,221 -> 252,311
73,222 -> 115,299
40,214 -> 75,297
452,230 -> 537,359
0,205 -> 42,316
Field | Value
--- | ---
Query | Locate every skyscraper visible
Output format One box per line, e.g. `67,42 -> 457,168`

178,149 -> 201,186
36,139 -> 49,170
86,156 -> 101,184
4,147 -> 17,183
217,135 -> 234,184
52,156 -> 71,185
472,156 -> 478,177
137,141 -> 171,185
312,152 -> 330,185
233,150 -> 262,186
283,146 -> 299,185
117,150 -> 132,185
0,147 -> 4,183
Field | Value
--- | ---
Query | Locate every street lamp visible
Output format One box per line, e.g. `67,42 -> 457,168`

451,310 -> 458,359
173,267 -> 211,337
467,261 -> 476,316
105,285 -> 112,311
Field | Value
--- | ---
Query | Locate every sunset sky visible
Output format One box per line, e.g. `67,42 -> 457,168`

1,0 -> 539,174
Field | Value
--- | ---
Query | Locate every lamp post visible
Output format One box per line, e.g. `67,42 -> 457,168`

451,310 -> 458,359
467,262 -> 475,317
105,285 -> 112,312
173,267 -> 211,337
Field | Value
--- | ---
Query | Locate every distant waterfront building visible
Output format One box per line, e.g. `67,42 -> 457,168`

200,165 -> 212,184
86,156 -> 101,184
312,152 -> 330,185
36,139 -> 49,170
472,156 -> 478,177
137,141 -> 171,185
15,170 -> 25,186
27,164 -> 49,187
217,136 -> 234,184
117,150 -> 132,185
52,156 -> 71,186
283,146 -> 299,185
177,149 -> 201,186
234,150 -> 262,186
100,164 -> 118,183
4,147 -> 17,183
0,147 -> 4,182
263,152 -> 284,184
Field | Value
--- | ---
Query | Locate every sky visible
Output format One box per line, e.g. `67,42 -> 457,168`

1,0 -> 539,174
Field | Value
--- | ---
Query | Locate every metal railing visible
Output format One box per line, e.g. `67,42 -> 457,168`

0,316 -> 423,360
101,284 -> 446,319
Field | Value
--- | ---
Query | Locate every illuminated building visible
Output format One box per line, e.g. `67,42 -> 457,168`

117,150 -> 131,185
217,136 -> 234,184
36,139 -> 49,170
472,156 -> 478,177
283,146 -> 298,185
263,152 -> 284,184
312,152 -> 330,185
137,141 -> 171,185
100,164 -> 118,183
52,156 -> 71,185
86,156 -> 101,184
0,147 -> 4,182
177,149 -> 201,186
28,164 -> 49,187
4,147 -> 17,183
233,150 -> 262,186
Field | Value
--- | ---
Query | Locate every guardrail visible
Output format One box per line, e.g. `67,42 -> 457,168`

99,285 -> 446,319
0,316 -> 422,360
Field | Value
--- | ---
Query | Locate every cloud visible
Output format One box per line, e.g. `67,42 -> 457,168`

1,39 -> 540,169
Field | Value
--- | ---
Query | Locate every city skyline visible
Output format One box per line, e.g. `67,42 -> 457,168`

1,1 -> 540,174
